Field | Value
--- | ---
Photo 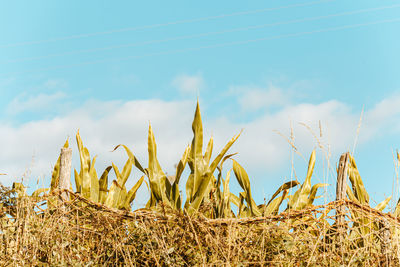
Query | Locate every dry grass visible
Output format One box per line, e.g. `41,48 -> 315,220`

1,186 -> 400,266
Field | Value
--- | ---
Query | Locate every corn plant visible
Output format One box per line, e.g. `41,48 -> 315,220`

71,131 -> 144,210
118,123 -> 190,211
212,153 -> 237,218
143,124 -> 176,209
184,102 -> 241,215
345,154 -> 391,247
125,102 -> 241,215
42,103 -> 328,219
232,160 -> 262,217
232,160 -> 299,217
287,150 -> 328,211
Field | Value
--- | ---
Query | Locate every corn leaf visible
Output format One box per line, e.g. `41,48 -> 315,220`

74,169 -> 81,193
204,137 -> 213,165
89,155 -> 99,202
112,144 -> 145,174
186,101 -> 205,203
288,150 -> 316,210
145,124 -> 170,207
264,190 -> 289,216
209,132 -> 241,174
123,176 -> 145,210
99,166 -> 112,204
232,159 -> 261,217
230,193 -> 241,208
112,160 -> 133,189
220,170 -> 231,218
307,183 -> 328,206
32,188 -> 49,198
395,199 -> 400,217
76,131 -> 91,199
267,180 -> 299,205
186,172 -> 212,214
171,146 -> 190,210
174,145 -> 190,185
348,155 -> 369,205
104,180 -> 122,209
375,196 -> 392,211
346,184 -> 360,204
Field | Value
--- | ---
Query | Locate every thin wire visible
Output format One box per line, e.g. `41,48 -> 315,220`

2,17 -> 399,77
0,0 -> 334,48
4,3 -> 399,64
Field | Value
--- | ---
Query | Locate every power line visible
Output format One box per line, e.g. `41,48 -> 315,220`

1,16 -> 399,77
0,0 -> 334,48
3,3 -> 399,64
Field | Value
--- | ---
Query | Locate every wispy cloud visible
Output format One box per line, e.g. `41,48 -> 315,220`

7,91 -> 66,115
230,85 -> 289,111
172,73 -> 204,94
43,79 -> 68,90
362,94 -> 400,141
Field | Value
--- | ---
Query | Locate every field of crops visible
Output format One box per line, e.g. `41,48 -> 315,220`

1,102 -> 400,266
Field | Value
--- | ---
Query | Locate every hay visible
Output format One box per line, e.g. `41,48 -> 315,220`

1,187 -> 400,266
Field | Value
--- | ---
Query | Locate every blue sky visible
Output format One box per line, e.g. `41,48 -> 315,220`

1,0 -> 400,209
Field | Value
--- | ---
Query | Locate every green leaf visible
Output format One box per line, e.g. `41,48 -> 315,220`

76,131 -> 91,199
209,131 -> 241,174
99,166 -> 112,204
375,196 -> 392,211
186,101 -> 205,204
145,124 -> 169,207
89,155 -> 99,202
113,144 -> 145,174
264,190 -> 289,216
221,170 -> 232,217
394,199 -> 400,217
174,145 -> 190,185
32,188 -> 49,198
267,180 -> 299,205
123,176 -> 145,210
348,155 -> 369,205
307,183 -> 328,206
232,160 -> 261,217
230,193 -> 241,208
204,137 -> 213,165
186,172 -> 212,214
346,184 -> 359,204
288,150 -> 316,210
74,169 -> 81,193
104,180 -> 122,209
191,101 -> 204,168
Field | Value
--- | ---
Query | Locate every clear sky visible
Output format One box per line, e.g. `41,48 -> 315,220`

1,0 -> 400,209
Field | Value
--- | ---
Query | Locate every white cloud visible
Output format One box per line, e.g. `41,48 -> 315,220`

172,73 -> 204,94
2,95 -> 400,207
0,100 -> 194,189
207,100 -> 358,173
7,91 -> 66,115
232,85 -> 289,111
43,79 -> 68,90
362,94 -> 400,140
